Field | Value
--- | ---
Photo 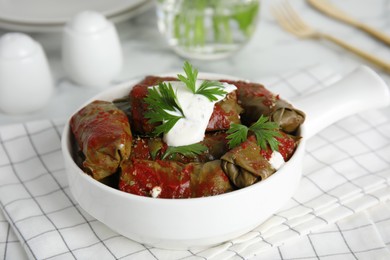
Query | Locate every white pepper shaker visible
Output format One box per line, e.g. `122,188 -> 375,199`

62,11 -> 123,88
0,33 -> 53,114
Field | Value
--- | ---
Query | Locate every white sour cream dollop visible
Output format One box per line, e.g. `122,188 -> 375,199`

161,80 -> 236,147
150,186 -> 162,198
269,151 -> 285,170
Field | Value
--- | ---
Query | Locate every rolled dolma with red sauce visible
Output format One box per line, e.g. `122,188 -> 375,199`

221,136 -> 274,189
221,80 -> 305,134
130,76 -> 177,134
206,91 -> 243,131
191,160 -> 233,198
131,132 -> 229,163
221,132 -> 298,188
119,159 -> 233,198
70,100 -> 132,181
129,76 -> 242,134
139,75 -> 178,86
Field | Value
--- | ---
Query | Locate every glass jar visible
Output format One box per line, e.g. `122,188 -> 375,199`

156,0 -> 260,60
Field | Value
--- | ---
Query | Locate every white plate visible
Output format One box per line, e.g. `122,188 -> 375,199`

0,0 -> 153,33
0,0 -> 150,24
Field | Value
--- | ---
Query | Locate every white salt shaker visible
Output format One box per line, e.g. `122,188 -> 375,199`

62,11 -> 123,88
0,33 -> 53,114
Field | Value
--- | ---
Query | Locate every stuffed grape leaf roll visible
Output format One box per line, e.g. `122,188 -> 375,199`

221,132 -> 299,188
222,80 -> 305,134
221,135 -> 274,188
70,100 -> 132,181
131,132 -> 230,163
119,159 -> 233,198
129,76 -> 176,134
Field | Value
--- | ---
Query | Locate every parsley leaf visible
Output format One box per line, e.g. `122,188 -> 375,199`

226,115 -> 281,150
178,61 -> 227,101
226,123 -> 249,148
250,115 -> 282,151
162,143 -> 208,160
177,61 -> 198,93
144,82 -> 184,136
197,80 -> 227,101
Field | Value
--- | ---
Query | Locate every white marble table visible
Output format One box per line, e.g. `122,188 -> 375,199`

0,0 -> 389,125
1,0 -> 390,259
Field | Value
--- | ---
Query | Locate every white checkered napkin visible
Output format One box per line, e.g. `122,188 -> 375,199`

249,201 -> 390,260
0,210 -> 27,259
366,201 -> 390,252
2,203 -> 390,260
1,65 -> 390,260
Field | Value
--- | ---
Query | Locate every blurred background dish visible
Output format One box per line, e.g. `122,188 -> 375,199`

0,0 -> 153,32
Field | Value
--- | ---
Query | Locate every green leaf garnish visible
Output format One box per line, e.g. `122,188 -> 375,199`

144,82 -> 184,136
196,80 -> 228,102
178,61 -> 227,101
177,61 -> 198,93
226,123 -> 248,148
250,116 -> 282,151
162,143 -> 208,160
144,61 -> 227,138
227,115 -> 282,150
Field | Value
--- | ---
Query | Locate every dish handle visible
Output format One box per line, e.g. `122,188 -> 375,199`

292,65 -> 390,139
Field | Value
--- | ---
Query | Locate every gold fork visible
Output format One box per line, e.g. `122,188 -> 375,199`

308,0 -> 390,46
272,1 -> 390,73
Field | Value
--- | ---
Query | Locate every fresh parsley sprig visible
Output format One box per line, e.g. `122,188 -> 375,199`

196,81 -> 228,102
144,82 -> 184,136
144,61 -> 229,137
178,61 -> 227,101
227,115 -> 282,150
177,61 -> 198,93
162,143 -> 208,160
226,124 -> 248,148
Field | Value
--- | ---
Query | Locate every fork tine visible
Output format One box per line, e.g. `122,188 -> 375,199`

272,0 -> 313,37
271,4 -> 299,35
283,1 -> 310,29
